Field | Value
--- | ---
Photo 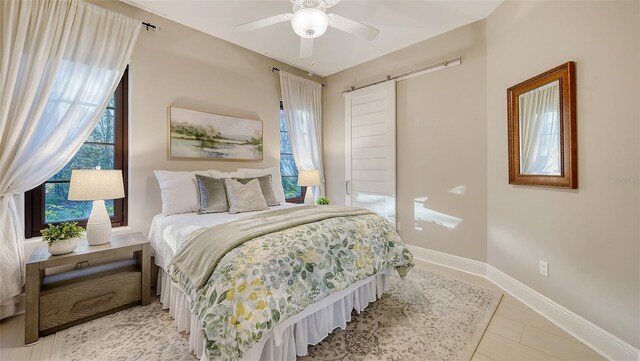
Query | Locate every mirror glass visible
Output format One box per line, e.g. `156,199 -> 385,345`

518,80 -> 561,175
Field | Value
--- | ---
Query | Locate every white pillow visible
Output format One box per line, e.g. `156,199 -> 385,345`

238,166 -> 286,203
209,169 -> 245,179
154,170 -> 208,215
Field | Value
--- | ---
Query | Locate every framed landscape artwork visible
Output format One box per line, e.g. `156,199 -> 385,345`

169,107 -> 263,160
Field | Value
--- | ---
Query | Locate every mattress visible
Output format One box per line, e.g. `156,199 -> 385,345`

148,202 -> 302,270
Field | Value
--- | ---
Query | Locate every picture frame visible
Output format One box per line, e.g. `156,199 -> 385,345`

507,62 -> 577,188
168,106 -> 263,161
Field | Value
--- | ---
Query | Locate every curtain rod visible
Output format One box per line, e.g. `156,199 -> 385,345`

142,21 -> 160,32
269,66 -> 326,87
342,56 -> 462,94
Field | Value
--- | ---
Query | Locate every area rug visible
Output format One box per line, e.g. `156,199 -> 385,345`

51,268 -> 501,361
301,269 -> 502,361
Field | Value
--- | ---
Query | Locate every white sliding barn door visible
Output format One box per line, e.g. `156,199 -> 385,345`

344,81 -> 396,227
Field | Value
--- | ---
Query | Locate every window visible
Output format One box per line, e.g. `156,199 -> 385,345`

279,102 -> 305,203
25,69 -> 128,237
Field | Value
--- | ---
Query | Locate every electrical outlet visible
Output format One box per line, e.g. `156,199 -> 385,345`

539,260 -> 549,277
396,222 -> 401,231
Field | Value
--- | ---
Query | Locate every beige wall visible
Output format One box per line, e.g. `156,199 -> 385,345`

486,0 -> 640,348
87,1 -> 324,236
324,21 -> 488,262
326,0 -> 640,347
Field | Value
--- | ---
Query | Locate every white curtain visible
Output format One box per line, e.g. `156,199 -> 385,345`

0,0 -> 140,315
279,71 -> 324,200
519,81 -> 561,175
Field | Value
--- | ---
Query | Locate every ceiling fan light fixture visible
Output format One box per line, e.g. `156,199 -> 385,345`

291,8 -> 329,39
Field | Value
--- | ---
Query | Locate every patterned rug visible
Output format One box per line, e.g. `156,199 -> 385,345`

52,269 -> 501,361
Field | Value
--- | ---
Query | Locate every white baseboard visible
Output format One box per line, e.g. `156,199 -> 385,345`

406,244 -> 639,361
485,265 -> 639,361
406,244 -> 486,277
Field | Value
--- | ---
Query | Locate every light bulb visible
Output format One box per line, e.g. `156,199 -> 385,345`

291,8 -> 329,39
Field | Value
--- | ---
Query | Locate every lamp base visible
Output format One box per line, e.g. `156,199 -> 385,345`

86,200 -> 112,246
304,186 -> 315,205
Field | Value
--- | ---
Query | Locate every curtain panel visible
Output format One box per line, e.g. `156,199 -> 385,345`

519,81 -> 561,175
279,71 -> 324,200
0,0 -> 140,316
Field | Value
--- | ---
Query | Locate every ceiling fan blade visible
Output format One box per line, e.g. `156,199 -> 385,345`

235,13 -> 292,32
300,37 -> 314,58
328,13 -> 379,40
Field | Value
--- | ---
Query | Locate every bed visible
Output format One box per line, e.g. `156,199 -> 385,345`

149,203 -> 302,272
149,169 -> 413,361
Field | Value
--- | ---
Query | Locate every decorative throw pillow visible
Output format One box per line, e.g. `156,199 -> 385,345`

195,174 -> 229,214
224,178 -> 268,214
233,175 -> 280,206
238,167 -> 287,203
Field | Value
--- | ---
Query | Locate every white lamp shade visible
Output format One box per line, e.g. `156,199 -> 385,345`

298,170 -> 321,187
291,8 -> 329,38
68,169 -> 125,201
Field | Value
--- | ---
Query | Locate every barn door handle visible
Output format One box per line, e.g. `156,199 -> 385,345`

346,181 -> 351,195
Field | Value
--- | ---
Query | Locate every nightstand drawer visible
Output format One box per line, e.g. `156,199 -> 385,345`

39,271 -> 141,331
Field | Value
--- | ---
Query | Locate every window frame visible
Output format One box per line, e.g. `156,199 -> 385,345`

284,183 -> 306,204
24,69 -> 129,238
279,101 -> 305,204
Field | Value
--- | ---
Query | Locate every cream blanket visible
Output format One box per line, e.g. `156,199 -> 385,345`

171,205 -> 373,288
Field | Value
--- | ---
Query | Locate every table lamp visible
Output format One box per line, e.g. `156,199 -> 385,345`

68,167 -> 124,245
298,170 -> 321,205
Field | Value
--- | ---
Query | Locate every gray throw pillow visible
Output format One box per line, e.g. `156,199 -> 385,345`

195,174 -> 229,214
234,175 -> 280,206
224,178 -> 268,214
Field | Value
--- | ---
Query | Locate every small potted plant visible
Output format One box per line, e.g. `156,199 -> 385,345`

316,196 -> 330,205
41,222 -> 84,255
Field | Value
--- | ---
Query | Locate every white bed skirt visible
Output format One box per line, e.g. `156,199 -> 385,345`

156,267 -> 391,361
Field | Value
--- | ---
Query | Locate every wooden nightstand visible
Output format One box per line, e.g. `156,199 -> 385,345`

25,232 -> 150,345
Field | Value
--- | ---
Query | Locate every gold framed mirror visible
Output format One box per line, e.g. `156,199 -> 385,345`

507,62 -> 577,188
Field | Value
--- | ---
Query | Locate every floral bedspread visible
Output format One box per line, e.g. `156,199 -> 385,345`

170,213 -> 414,360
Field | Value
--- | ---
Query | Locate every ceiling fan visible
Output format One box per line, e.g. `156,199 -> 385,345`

235,0 -> 379,59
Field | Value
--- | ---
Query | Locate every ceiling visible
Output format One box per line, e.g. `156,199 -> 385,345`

122,0 -> 502,76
